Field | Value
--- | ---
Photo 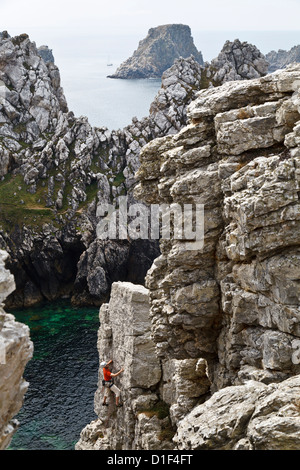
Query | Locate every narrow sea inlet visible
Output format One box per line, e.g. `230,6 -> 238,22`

8,301 -> 100,450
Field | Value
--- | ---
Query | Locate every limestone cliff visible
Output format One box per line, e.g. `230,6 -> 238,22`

136,64 -> 300,387
0,250 -> 33,450
76,281 -> 210,450
78,64 -> 300,450
108,24 -> 203,79
209,38 -> 269,82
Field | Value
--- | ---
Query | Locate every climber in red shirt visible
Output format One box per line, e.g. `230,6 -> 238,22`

101,359 -> 124,407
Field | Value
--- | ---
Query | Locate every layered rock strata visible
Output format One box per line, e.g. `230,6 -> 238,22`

135,64 -> 300,389
108,24 -> 203,79
174,375 -> 300,450
0,32 -> 161,307
79,65 -> 300,450
0,250 -> 33,450
76,282 -> 170,450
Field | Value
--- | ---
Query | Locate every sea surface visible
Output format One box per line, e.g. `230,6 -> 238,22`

49,30 -> 300,130
8,301 -> 100,451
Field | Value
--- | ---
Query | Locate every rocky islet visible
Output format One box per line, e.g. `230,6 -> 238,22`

107,24 -> 204,79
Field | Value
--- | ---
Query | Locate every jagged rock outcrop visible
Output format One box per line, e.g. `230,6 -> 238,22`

0,32 -> 161,307
108,24 -> 203,79
37,45 -> 54,64
0,32 -> 270,308
0,250 -> 33,450
209,39 -> 269,83
76,282 -> 170,450
266,45 -> 300,73
135,64 -> 300,389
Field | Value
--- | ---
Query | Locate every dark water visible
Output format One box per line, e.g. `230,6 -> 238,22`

8,300 -> 100,451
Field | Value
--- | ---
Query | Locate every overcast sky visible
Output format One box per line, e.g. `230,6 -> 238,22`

1,0 -> 299,64
1,0 -> 300,39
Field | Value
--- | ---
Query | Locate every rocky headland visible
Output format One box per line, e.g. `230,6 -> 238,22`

266,45 -> 300,73
77,64 -> 300,450
108,24 -> 204,79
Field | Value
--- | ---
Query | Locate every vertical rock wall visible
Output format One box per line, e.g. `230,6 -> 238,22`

0,250 -> 33,450
76,281 -> 210,450
135,64 -> 300,391
77,64 -> 300,451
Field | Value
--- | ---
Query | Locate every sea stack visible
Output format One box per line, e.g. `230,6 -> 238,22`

108,24 -> 203,79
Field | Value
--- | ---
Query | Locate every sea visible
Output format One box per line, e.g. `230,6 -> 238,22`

9,301 -> 100,450
47,30 -> 300,130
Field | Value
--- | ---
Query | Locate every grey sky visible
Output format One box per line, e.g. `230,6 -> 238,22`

1,0 -> 300,38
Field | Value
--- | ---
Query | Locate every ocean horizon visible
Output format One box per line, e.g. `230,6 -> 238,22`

35,29 -> 300,130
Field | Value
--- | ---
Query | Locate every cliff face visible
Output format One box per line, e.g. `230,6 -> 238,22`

76,281 -> 210,450
266,45 -> 300,73
0,250 -> 33,450
108,24 -> 203,79
78,64 -> 300,450
136,64 -> 300,387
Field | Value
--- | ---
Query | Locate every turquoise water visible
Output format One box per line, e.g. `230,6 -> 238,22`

8,300 -> 100,451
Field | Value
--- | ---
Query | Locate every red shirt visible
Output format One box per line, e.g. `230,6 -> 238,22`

103,368 -> 112,381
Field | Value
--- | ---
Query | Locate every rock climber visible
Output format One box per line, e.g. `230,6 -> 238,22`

101,359 -> 124,407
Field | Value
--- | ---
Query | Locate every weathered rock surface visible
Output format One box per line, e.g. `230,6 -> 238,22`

136,64 -> 300,385
0,32 -> 162,307
76,282 -> 171,450
266,45 -> 300,73
174,375 -> 300,450
0,250 -> 33,450
108,24 -> 203,79
209,39 -> 269,83
37,45 -> 55,64
76,281 -> 212,450
77,64 -> 300,451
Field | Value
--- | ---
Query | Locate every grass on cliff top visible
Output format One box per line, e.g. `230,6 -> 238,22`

0,173 -> 53,230
0,171 -> 100,231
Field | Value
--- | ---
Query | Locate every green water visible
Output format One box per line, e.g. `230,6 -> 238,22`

8,300 -> 100,450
